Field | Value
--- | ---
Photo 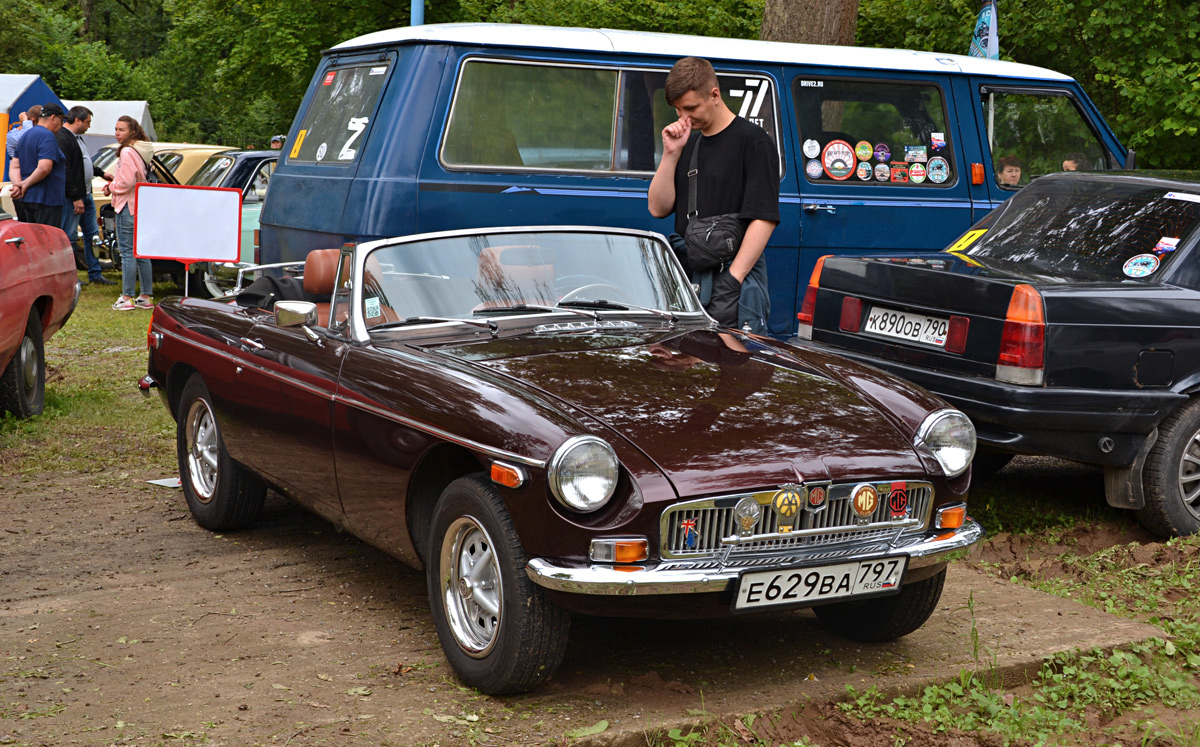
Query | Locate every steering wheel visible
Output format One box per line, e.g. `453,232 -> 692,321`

557,282 -> 630,305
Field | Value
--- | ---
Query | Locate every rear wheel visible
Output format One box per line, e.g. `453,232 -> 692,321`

1138,400 -> 1200,537
176,374 -> 266,530
426,475 -> 569,695
813,567 -> 946,642
0,312 -> 45,418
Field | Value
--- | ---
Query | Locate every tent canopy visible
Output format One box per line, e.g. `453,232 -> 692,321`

63,100 -> 158,157
2,74 -> 64,181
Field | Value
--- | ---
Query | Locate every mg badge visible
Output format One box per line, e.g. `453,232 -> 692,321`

851,484 -> 879,520
733,497 -> 762,537
772,485 -> 802,533
888,482 -> 909,519
806,485 -> 828,514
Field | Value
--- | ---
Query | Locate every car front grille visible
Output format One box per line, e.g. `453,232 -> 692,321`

659,481 -> 933,560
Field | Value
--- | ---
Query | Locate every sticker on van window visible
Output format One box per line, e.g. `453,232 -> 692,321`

1123,253 -> 1160,278
822,141 -> 855,180
289,129 -> 307,159
323,71 -> 336,86
946,229 -> 987,253
339,116 -> 369,160
369,66 -> 387,76
928,157 -> 950,183
873,143 -> 890,163
931,132 -> 946,150
805,159 -> 823,179
803,139 -> 820,159
856,162 -> 873,180
316,142 -> 328,161
909,163 -> 927,183
1154,237 -> 1180,254
799,80 -> 824,88
874,163 -> 890,181
855,141 -> 872,161
904,146 -> 928,163
729,79 -> 770,125
1166,192 -> 1200,204
890,163 -> 910,183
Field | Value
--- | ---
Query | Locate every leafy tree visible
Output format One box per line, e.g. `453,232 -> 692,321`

457,0 -> 763,40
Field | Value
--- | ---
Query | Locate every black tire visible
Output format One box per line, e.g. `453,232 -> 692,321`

426,474 -> 570,695
176,374 -> 266,530
0,311 -> 45,418
813,566 -> 946,642
1138,399 -> 1200,537
971,449 -> 1014,481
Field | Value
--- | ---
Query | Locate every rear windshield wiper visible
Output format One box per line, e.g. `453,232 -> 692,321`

558,299 -> 678,323
472,303 -> 600,321
371,316 -> 498,332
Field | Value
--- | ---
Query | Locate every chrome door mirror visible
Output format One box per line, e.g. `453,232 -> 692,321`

275,300 -> 317,328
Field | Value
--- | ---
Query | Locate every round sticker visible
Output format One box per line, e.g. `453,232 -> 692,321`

874,163 -> 890,181
805,159 -> 824,179
874,143 -> 891,162
802,139 -> 820,158
855,140 -> 873,161
856,161 -> 873,180
315,142 -> 328,161
909,163 -> 927,184
928,156 -> 950,184
822,140 -> 855,180
1123,253 -> 1160,278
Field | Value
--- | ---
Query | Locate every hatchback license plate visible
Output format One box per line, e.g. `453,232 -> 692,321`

865,306 -> 948,347
734,556 -> 907,611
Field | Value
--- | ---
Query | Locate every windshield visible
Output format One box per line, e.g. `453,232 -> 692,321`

92,146 -> 117,173
958,175 -> 1200,281
187,155 -> 236,187
360,231 -> 699,327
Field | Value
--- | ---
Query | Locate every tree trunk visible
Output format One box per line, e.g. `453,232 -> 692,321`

760,0 -> 861,46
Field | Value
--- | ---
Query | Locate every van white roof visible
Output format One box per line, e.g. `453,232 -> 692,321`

332,23 -> 1072,81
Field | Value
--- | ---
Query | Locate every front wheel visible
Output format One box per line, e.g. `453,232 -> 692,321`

0,311 -> 45,418
813,567 -> 946,642
1138,400 -> 1200,537
426,475 -> 569,695
176,374 -> 266,530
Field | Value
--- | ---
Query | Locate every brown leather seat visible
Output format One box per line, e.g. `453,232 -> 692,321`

474,245 -> 554,310
303,248 -> 343,326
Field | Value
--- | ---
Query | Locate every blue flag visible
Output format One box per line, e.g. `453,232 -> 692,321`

969,0 -> 999,59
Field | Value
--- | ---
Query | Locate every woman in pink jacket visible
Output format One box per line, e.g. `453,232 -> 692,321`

102,116 -> 155,310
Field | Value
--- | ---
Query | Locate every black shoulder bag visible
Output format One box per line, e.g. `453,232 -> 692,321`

683,136 -> 747,272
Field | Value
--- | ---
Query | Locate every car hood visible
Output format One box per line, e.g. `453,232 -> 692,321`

428,328 -> 930,496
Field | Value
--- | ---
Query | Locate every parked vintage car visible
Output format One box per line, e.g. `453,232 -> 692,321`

142,226 -> 983,694
0,210 -> 79,418
796,172 -> 1200,537
181,149 -> 277,296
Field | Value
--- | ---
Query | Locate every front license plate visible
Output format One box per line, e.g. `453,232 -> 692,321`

733,556 -> 908,611
864,305 -> 948,347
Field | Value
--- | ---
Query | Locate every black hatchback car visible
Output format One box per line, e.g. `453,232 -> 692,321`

797,172 -> 1200,537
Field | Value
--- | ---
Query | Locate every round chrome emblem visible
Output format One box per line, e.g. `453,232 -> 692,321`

851,484 -> 879,518
773,488 -> 802,519
733,497 -> 762,536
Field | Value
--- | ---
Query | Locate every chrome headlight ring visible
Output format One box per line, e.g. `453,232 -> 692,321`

916,409 -> 977,478
547,435 -> 620,513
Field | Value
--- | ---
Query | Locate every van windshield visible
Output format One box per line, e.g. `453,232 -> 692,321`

955,175 -> 1200,282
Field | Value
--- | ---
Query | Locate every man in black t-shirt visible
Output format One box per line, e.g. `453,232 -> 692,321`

648,57 -> 779,332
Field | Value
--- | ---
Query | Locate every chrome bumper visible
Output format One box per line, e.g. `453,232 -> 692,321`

525,518 -> 983,596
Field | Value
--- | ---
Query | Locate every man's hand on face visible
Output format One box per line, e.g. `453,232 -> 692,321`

661,115 -> 692,157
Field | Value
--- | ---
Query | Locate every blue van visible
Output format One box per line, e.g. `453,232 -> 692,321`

260,24 -> 1131,336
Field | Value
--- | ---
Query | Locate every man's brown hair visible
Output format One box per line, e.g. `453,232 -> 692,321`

665,57 -> 718,105
26,105 -> 42,123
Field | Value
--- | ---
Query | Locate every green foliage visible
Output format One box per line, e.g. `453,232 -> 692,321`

457,0 -> 763,40
0,0 -> 78,75
857,0 -> 1200,169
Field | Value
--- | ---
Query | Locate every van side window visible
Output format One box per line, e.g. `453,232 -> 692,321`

442,59 -> 781,175
981,88 -> 1109,189
794,78 -> 955,186
290,64 -> 390,164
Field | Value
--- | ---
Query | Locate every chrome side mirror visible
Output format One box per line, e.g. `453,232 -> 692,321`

275,300 -> 317,328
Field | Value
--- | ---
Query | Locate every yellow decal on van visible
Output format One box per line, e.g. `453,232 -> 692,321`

289,130 -> 308,159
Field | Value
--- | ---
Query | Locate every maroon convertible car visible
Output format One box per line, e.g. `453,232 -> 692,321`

142,226 -> 983,694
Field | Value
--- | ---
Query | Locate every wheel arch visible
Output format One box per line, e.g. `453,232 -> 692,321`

164,363 -> 200,421
407,443 -> 489,566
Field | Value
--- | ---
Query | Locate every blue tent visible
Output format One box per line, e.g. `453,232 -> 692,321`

2,74 -> 64,181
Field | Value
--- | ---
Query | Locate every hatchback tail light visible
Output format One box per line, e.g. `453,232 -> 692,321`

796,255 -> 830,339
996,284 -> 1045,385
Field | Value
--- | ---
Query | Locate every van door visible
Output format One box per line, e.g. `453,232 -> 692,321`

788,71 -> 982,322
964,79 -> 1128,206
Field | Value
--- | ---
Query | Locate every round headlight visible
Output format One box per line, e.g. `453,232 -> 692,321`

916,409 -> 976,477
548,435 -> 620,512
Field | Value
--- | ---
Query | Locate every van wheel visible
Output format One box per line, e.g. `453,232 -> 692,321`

813,567 -> 946,642
176,374 -> 266,530
0,312 -> 45,418
1138,400 -> 1200,538
427,475 -> 569,695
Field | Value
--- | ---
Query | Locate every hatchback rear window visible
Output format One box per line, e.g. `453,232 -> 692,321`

290,63 -> 390,164
954,176 -> 1200,281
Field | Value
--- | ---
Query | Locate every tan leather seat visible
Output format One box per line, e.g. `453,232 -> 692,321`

474,245 -> 554,310
303,248 -> 343,325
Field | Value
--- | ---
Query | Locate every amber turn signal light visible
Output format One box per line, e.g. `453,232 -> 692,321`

935,504 -> 967,530
490,461 -> 525,489
971,163 -> 985,185
590,537 -> 649,563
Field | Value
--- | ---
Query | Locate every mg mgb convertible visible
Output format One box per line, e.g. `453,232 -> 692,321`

142,226 -> 982,694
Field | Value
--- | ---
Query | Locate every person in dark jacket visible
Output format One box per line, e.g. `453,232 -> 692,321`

56,106 -> 114,284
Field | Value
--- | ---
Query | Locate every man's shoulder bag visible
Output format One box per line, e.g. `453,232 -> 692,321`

683,136 -> 746,273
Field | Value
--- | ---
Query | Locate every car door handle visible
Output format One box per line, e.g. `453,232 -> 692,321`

239,337 -> 265,351
803,204 -> 837,214
4,237 -> 24,248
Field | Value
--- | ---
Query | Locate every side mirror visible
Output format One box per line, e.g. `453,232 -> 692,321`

275,300 -> 317,328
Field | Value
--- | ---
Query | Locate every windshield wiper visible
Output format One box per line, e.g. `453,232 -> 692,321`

371,316 -> 498,332
472,303 -> 600,321
558,299 -> 678,324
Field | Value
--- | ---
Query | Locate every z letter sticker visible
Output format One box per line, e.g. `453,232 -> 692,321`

339,117 -> 369,161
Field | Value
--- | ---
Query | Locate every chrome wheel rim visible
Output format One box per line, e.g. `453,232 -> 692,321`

17,337 -> 37,399
184,399 -> 219,502
1177,426 -> 1200,521
440,516 -> 502,658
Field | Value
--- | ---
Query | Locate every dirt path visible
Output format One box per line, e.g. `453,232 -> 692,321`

0,452 -> 1167,747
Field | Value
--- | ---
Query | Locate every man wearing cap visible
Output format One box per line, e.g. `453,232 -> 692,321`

269,135 -> 284,150
57,105 -> 115,284
5,105 -> 41,222
9,102 -> 67,227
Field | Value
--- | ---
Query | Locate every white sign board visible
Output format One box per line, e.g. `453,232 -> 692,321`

134,184 -> 241,264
